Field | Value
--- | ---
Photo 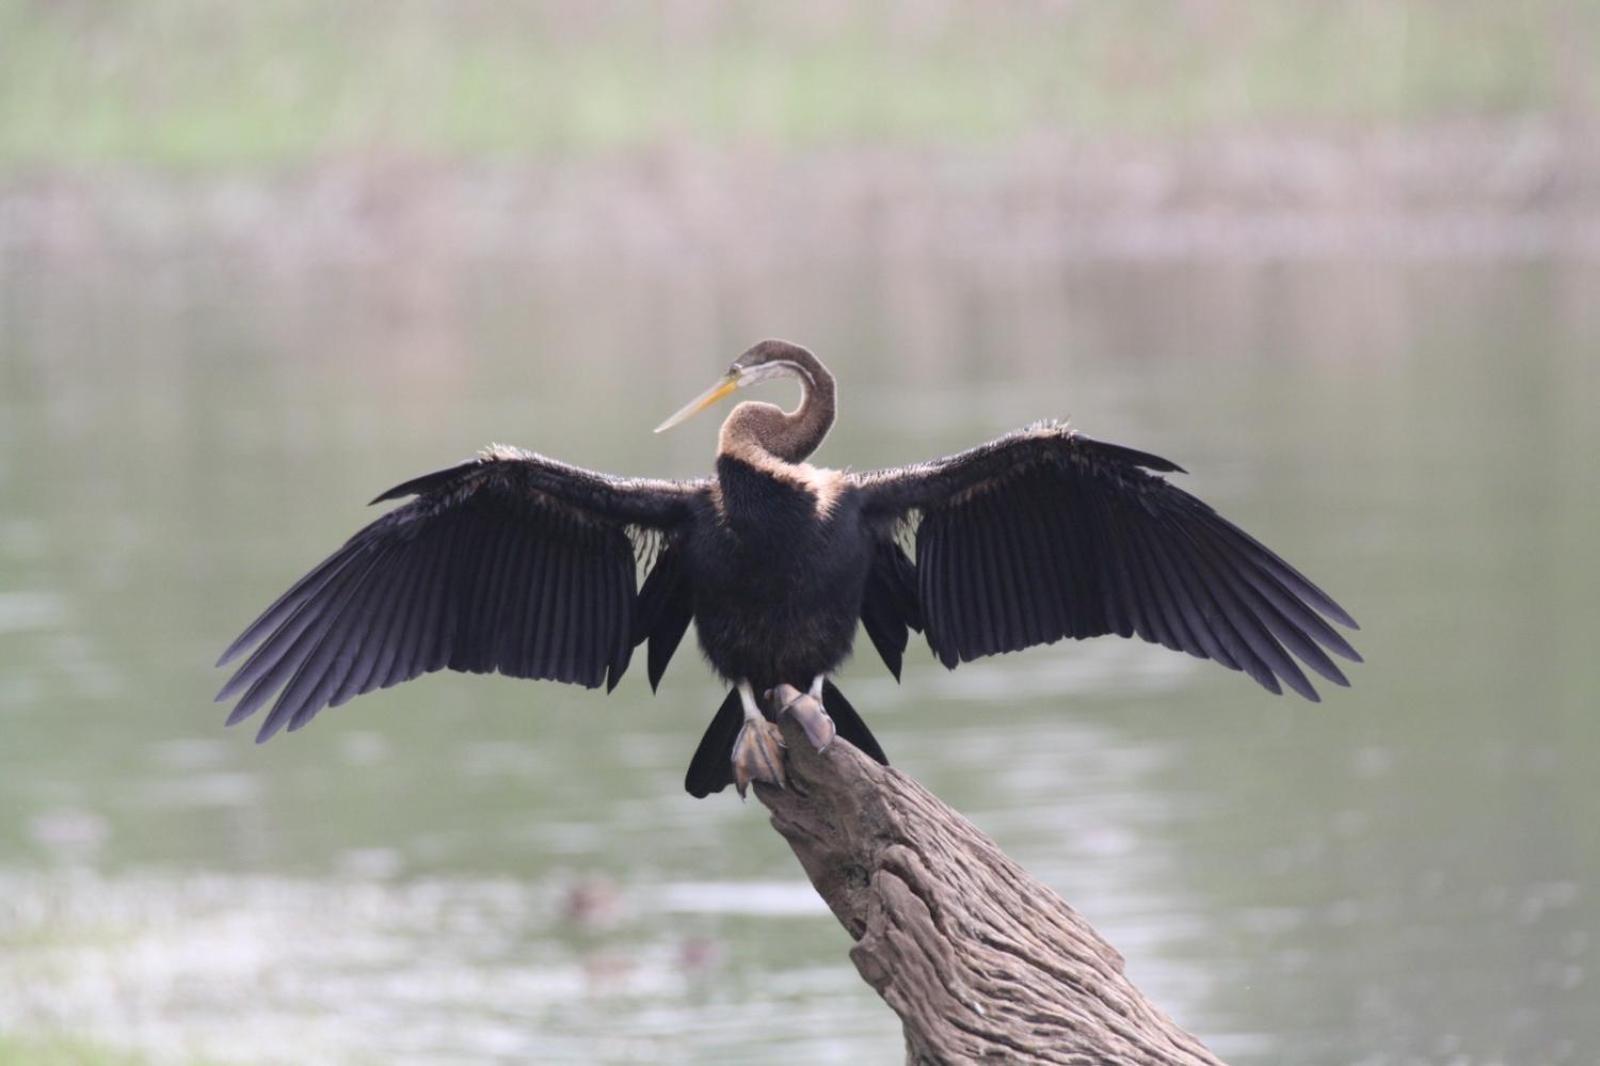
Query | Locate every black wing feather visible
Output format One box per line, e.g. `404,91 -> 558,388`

218,447 -> 705,739
860,540 -> 918,679
635,544 -> 695,692
850,422 -> 1358,700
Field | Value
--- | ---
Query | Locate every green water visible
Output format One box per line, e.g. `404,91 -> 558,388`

1,251 -> 1596,1064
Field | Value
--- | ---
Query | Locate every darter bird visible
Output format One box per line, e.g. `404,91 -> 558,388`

216,340 -> 1361,797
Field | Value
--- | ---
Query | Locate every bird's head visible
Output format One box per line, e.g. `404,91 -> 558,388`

654,340 -> 821,434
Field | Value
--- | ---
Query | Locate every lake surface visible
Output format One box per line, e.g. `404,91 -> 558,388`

1,240 -> 1595,1064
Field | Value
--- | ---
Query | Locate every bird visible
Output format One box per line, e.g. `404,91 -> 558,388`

216,339 -> 1360,798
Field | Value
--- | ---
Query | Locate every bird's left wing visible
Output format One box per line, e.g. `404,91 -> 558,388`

216,445 -> 709,741
849,422 -> 1360,699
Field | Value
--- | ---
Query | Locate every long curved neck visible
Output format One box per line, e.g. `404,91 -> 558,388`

770,351 -> 835,462
720,352 -> 836,465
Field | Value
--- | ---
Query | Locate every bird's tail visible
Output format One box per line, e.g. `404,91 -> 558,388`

683,681 -> 888,798
684,689 -> 744,798
820,681 -> 889,765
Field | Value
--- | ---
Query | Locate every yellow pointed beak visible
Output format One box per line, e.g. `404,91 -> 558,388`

654,373 -> 740,433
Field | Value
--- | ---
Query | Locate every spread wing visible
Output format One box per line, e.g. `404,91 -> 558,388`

216,445 -> 708,741
849,422 -> 1360,699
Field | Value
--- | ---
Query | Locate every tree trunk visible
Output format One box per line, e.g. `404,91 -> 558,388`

756,712 -> 1227,1066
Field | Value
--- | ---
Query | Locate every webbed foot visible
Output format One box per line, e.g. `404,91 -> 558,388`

769,682 -> 837,753
731,715 -> 787,799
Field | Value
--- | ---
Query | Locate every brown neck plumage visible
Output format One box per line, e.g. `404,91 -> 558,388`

718,349 -> 836,466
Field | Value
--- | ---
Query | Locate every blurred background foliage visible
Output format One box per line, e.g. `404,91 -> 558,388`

2,3 -> 1598,1065
1,0 -> 1596,166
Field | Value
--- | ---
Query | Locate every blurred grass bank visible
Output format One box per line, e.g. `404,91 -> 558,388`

3,2 -> 1599,265
1,0 -> 1595,168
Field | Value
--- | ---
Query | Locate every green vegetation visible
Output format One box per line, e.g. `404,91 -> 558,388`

0,0 -> 1595,169
0,1036 -> 158,1066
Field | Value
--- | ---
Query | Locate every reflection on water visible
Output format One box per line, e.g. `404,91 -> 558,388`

0,869 -> 876,1065
0,245 -> 1595,1065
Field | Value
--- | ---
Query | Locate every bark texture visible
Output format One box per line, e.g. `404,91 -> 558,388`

757,714 -> 1227,1066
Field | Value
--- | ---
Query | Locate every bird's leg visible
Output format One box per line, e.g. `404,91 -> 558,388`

730,680 -> 786,799
770,676 -> 836,754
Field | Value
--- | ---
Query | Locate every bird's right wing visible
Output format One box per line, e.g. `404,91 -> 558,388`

849,422 -> 1360,699
216,445 -> 709,741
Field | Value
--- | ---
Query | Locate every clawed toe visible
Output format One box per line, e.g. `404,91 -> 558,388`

731,717 -> 787,798
771,682 -> 837,753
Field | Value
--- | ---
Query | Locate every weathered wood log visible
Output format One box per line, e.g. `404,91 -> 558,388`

756,708 -> 1227,1066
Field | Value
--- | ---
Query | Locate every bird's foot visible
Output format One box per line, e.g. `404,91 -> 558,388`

731,716 -> 787,799
769,682 -> 836,754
